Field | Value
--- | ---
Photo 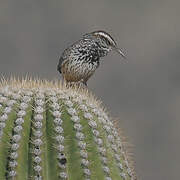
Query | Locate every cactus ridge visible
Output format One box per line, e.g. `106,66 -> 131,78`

0,78 -> 136,180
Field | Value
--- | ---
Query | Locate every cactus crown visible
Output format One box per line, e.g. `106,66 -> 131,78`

0,77 -> 136,180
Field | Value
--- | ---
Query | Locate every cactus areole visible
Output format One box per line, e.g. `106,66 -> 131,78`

0,78 -> 136,180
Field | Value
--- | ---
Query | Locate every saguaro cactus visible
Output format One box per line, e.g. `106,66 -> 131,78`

0,78 -> 136,180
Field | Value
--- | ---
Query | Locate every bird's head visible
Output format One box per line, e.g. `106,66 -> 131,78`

84,30 -> 126,58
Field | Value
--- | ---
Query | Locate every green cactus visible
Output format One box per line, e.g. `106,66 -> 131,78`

0,78 -> 136,180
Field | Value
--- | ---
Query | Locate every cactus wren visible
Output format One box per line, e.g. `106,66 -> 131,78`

57,30 -> 126,86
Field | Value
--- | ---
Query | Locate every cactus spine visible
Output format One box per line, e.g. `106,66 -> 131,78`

0,78 -> 136,180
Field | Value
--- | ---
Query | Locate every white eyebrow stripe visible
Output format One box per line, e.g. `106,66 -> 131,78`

95,32 -> 116,46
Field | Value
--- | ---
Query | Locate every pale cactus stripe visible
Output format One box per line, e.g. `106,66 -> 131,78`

8,93 -> 32,179
65,100 -> 91,179
0,93 -> 18,139
49,92 -> 68,179
31,91 -> 45,180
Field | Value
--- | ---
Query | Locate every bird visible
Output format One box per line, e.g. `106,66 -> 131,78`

57,30 -> 126,86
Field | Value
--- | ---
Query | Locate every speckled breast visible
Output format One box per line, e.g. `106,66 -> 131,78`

61,59 -> 99,83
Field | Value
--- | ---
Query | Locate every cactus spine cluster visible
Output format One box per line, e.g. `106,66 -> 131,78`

0,78 -> 136,180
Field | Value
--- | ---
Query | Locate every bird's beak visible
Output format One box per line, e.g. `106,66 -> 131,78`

114,47 -> 126,59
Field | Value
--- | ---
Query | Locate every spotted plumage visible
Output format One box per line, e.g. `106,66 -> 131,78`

57,30 -> 125,86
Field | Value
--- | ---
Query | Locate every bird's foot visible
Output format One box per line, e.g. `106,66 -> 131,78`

65,81 -> 87,89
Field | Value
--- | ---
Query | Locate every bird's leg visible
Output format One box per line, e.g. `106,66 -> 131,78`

82,81 -> 88,87
80,79 -> 88,87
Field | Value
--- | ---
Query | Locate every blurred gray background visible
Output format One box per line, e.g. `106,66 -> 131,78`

0,0 -> 180,179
